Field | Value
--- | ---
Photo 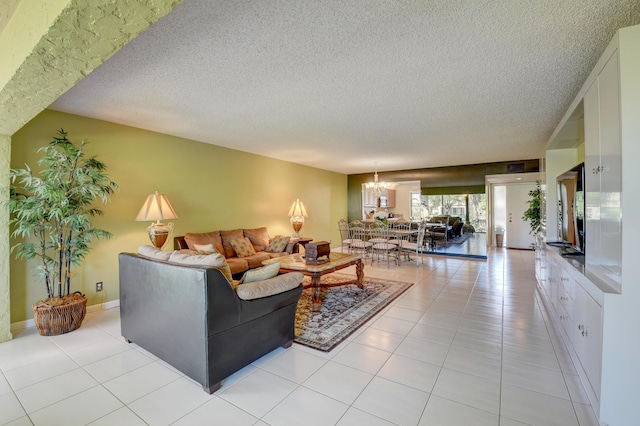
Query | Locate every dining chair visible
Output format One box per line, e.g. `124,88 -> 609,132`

399,221 -> 427,265
370,221 -> 399,267
338,218 -> 356,252
348,221 -> 372,258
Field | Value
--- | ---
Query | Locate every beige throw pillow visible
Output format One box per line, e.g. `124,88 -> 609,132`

229,237 -> 257,258
194,243 -> 217,254
236,272 -> 303,300
266,235 -> 291,253
241,261 -> 281,284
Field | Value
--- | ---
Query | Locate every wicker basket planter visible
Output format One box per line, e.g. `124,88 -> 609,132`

32,293 -> 87,336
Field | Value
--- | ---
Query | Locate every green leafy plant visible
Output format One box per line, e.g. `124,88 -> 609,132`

8,129 -> 118,300
522,180 -> 542,236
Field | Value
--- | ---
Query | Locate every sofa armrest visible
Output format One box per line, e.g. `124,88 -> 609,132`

236,272 -> 303,300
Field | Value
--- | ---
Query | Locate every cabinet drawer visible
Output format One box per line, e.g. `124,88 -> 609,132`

556,303 -> 573,343
558,286 -> 574,314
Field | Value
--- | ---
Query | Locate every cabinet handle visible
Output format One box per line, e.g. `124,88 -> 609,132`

577,324 -> 584,331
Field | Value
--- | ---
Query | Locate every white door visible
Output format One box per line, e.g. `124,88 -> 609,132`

506,183 -> 536,249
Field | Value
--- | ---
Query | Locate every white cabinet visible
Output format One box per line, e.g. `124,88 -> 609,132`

535,248 -> 603,413
573,284 -> 603,401
584,50 -> 622,289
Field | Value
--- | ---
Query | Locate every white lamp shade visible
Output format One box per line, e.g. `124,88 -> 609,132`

288,198 -> 308,217
136,191 -> 179,222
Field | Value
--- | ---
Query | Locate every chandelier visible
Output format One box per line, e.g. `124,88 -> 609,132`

366,164 -> 387,196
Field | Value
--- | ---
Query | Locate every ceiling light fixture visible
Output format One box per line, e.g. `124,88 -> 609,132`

366,163 -> 387,197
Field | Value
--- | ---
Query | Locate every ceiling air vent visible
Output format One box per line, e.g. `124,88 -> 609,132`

507,163 -> 525,173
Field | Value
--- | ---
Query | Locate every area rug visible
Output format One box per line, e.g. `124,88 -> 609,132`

294,274 -> 413,352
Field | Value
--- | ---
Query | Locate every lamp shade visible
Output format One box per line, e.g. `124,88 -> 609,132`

288,198 -> 308,218
136,191 -> 178,222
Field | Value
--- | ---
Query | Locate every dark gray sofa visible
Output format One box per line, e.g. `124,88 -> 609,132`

119,253 -> 303,393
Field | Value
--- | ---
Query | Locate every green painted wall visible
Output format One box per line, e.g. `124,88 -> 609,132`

10,110 -> 347,322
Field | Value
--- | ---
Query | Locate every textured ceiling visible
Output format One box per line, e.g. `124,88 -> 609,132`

50,0 -> 640,174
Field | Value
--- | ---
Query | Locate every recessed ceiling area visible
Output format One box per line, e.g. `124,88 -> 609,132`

50,0 -> 640,174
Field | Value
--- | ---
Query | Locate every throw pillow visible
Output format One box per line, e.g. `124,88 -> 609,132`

266,235 -> 291,253
229,237 -> 257,258
243,227 -> 270,252
194,243 -> 218,254
236,272 -> 303,300
168,251 -> 233,282
241,261 -> 281,284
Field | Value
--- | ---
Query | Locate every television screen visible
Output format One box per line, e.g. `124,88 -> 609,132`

557,163 -> 585,253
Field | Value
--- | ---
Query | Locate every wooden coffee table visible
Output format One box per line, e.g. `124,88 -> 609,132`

263,252 -> 364,312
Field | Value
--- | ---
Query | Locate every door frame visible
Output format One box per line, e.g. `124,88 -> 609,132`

485,172 -> 542,249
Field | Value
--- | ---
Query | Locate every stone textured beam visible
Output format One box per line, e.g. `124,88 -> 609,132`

0,0 -> 183,136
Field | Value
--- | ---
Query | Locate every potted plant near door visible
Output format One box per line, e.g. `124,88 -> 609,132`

8,130 -> 117,336
522,180 -> 543,242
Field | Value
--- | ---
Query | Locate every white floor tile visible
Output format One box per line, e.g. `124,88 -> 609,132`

500,384 -> 579,426
4,353 -> 79,390
128,377 -> 212,426
84,348 -> 153,383
502,358 -> 571,400
218,369 -> 296,418
443,346 -> 501,380
394,336 -> 449,366
29,386 -> 123,426
303,360 -> 373,404
66,335 -> 131,366
406,323 -> 456,346
47,326 -> 113,352
15,368 -> 98,413
259,346 -> 326,384
0,372 -> 11,395
431,368 -> 500,415
0,338 -> 65,372
103,361 -> 181,403
88,407 -> 147,425
263,386 -> 349,426
353,377 -> 430,426
2,416 -> 33,426
352,327 -> 405,352
0,392 -> 26,425
336,407 -> 396,425
419,394 -> 499,426
171,397 -> 258,426
331,342 -> 391,375
377,354 -> 441,393
370,316 -> 415,335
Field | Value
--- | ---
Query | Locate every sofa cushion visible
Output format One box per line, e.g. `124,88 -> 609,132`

266,235 -> 291,253
194,243 -> 218,254
242,252 -> 271,269
220,229 -> 244,258
167,251 -> 233,282
236,272 -> 303,300
137,245 -> 174,261
229,237 -> 257,258
241,260 -> 281,284
226,257 -> 249,275
185,231 -> 224,255
243,227 -> 270,252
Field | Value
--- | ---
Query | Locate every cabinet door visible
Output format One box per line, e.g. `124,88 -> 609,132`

573,285 -> 603,401
584,80 -> 601,268
598,51 -> 622,280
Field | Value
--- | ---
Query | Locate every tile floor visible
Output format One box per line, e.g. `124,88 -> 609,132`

0,248 -> 599,426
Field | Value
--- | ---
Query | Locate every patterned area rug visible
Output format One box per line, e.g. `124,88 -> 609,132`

294,274 -> 413,352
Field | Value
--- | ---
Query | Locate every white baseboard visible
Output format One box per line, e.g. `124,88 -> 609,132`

10,299 -> 121,334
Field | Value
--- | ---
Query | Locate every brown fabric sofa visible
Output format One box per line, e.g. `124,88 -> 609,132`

174,227 -> 294,275
430,215 -> 464,238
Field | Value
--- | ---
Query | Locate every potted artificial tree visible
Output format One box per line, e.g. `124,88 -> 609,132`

8,130 -> 117,336
522,180 -> 543,246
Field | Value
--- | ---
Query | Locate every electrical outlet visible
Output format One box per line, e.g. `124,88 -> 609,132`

96,281 -> 103,292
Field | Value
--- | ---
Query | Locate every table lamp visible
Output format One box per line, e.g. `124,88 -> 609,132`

288,198 -> 308,237
136,191 -> 178,248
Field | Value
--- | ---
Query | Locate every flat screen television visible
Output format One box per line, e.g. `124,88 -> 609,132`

556,163 -> 585,253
